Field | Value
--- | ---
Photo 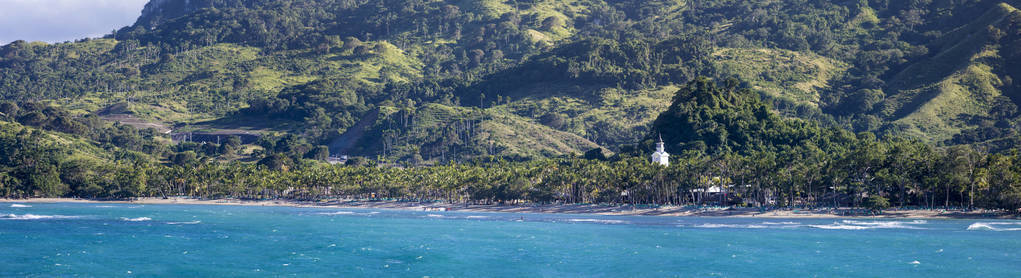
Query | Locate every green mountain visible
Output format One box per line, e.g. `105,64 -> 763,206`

650,77 -> 853,155
883,3 -> 1021,147
2,0 -> 1021,163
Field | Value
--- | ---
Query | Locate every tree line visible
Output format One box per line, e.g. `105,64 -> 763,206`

1,79 -> 1020,213
3,136 -> 1020,212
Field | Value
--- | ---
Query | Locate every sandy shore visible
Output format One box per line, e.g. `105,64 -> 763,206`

2,198 -> 1016,219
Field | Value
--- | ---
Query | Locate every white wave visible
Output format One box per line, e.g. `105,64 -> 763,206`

94,205 -> 117,208
967,222 -> 1021,226
9,204 -> 31,208
688,221 -> 801,229
318,211 -> 355,215
693,223 -> 769,229
566,218 -> 628,224
807,220 -> 927,230
843,220 -> 926,226
844,220 -> 926,229
1,214 -> 79,220
761,221 -> 801,225
167,221 -> 201,225
967,222 -> 1021,231
426,214 -> 444,218
808,223 -> 873,230
120,217 -> 152,222
465,216 -> 489,219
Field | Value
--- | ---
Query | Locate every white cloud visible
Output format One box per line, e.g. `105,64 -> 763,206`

0,0 -> 149,44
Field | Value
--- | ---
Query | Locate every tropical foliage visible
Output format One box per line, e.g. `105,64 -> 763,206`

2,80 -> 1021,213
1,0 -> 1021,212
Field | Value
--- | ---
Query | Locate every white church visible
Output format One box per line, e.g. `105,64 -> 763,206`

651,135 -> 670,166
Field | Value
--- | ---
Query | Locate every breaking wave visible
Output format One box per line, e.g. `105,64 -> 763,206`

693,223 -> 770,229
809,220 -> 927,230
167,220 -> 201,225
120,217 -> 152,222
9,204 -> 31,208
761,221 -> 801,225
318,211 -> 356,215
690,221 -> 802,229
807,223 -> 873,230
566,219 -> 628,224
1,214 -> 79,220
967,222 -> 1021,231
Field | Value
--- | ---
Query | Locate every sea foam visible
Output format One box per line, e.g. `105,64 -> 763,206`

318,211 -> 356,215
167,221 -> 202,225
120,217 -> 152,222
690,221 -> 802,229
566,218 -> 628,224
693,223 -> 770,229
761,221 -> 801,225
807,223 -> 873,230
1,214 -> 78,220
808,219 -> 931,229
9,204 -> 31,208
967,222 -> 1021,231
843,220 -> 926,229
808,220 -> 927,230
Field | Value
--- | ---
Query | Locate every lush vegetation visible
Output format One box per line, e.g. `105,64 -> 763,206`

2,80 -> 1021,213
2,0 -> 1021,212
2,0 -> 1020,160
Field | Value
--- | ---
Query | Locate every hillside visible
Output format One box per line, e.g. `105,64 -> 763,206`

884,3 -> 1021,146
0,118 -> 156,198
1,0 -> 1020,163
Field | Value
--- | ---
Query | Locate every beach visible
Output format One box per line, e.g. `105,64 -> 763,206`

3,197 -> 1015,219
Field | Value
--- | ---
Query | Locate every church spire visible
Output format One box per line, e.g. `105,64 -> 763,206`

652,133 -> 669,166
656,133 -> 665,153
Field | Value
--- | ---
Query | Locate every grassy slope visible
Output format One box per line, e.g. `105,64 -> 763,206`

480,111 -> 602,157
45,40 -> 424,132
713,48 -> 849,107
887,3 -> 1020,142
346,101 -> 602,159
0,121 -> 126,164
893,49 -> 1005,141
461,0 -> 596,45
494,84 -> 675,146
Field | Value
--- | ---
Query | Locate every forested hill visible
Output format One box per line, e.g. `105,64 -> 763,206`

1,0 -> 1021,163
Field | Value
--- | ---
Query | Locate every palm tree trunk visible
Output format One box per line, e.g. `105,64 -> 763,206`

945,184 -> 950,208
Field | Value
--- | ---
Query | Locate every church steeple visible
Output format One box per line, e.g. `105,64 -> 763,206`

656,134 -> 665,152
652,133 -> 670,166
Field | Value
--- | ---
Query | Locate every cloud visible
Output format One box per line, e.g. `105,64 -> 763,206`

0,0 -> 149,44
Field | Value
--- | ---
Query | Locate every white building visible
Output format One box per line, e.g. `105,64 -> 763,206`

651,135 -> 670,166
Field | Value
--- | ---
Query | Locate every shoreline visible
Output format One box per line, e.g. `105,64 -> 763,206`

2,198 -> 1017,220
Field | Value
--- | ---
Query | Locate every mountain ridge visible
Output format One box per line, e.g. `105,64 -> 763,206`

1,0 -> 1020,162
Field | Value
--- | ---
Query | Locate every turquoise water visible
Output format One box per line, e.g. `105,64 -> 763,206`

2,203 -> 1020,277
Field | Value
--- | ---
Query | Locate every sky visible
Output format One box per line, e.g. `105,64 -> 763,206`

0,0 -> 149,45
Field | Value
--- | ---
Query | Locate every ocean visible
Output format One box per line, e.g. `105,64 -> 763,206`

1,202 -> 1019,277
